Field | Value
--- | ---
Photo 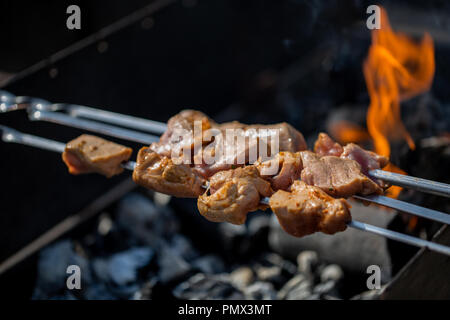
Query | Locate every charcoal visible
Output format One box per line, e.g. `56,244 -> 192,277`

132,278 -> 158,300
255,266 -> 281,282
116,193 -> 178,246
91,247 -> 153,286
83,283 -> 118,300
107,247 -> 154,286
191,255 -> 225,274
350,288 -> 383,300
259,252 -> 297,279
297,251 -> 319,276
244,281 -> 277,300
157,245 -> 192,284
305,293 -> 322,300
169,234 -> 199,262
173,273 -> 245,300
321,294 -> 341,300
254,266 -> 286,289
277,274 -> 313,300
320,264 -> 343,283
32,240 -> 91,299
230,267 -> 254,288
313,281 -> 339,298
87,247 -> 153,299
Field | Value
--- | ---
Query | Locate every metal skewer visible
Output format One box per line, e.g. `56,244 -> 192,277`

2,90 -> 448,199
353,195 -> 450,225
2,93 -> 450,224
258,197 -> 450,257
0,125 -> 66,153
369,169 -> 450,198
1,126 -> 450,257
3,91 -> 450,210
62,104 -> 167,135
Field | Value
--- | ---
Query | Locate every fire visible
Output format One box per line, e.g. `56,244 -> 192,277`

363,6 -> 435,198
329,121 -> 370,145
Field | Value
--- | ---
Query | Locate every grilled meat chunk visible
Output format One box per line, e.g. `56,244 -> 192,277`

197,166 -> 272,225
62,134 -> 132,178
341,143 -> 389,175
149,110 -> 307,178
269,180 -> 351,237
150,110 -> 216,158
300,151 -> 383,197
133,147 -> 205,198
314,133 -> 344,157
314,133 -> 389,172
218,121 -> 307,154
193,121 -> 307,177
256,151 -> 303,191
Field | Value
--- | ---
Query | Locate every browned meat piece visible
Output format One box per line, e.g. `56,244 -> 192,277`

149,110 -> 307,178
62,134 -> 132,178
313,133 -> 389,174
341,143 -> 389,174
197,166 -> 273,225
245,122 -> 307,154
269,180 -> 351,237
193,122 -> 306,178
314,133 -> 343,157
150,109 -> 216,158
255,151 -> 303,191
218,121 -> 307,155
132,147 -> 205,198
300,151 -> 383,197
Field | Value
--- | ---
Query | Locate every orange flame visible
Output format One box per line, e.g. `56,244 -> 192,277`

329,121 -> 371,145
363,7 -> 435,198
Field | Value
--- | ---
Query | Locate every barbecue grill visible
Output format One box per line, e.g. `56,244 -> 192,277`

1,89 -> 449,298
1,0 -> 449,300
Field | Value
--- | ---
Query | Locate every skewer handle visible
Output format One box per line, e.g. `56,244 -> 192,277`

0,126 -> 65,153
29,110 -> 159,145
63,104 -> 168,135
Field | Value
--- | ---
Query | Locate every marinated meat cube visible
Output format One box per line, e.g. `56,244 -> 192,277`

150,110 -> 216,158
269,180 -> 351,237
62,134 -> 132,178
300,151 -> 383,197
341,143 -> 389,175
193,121 -> 307,178
132,147 -> 205,198
233,122 -> 307,154
150,110 -> 307,179
256,151 -> 303,191
314,133 -> 343,157
313,133 -> 389,174
197,166 -> 273,225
